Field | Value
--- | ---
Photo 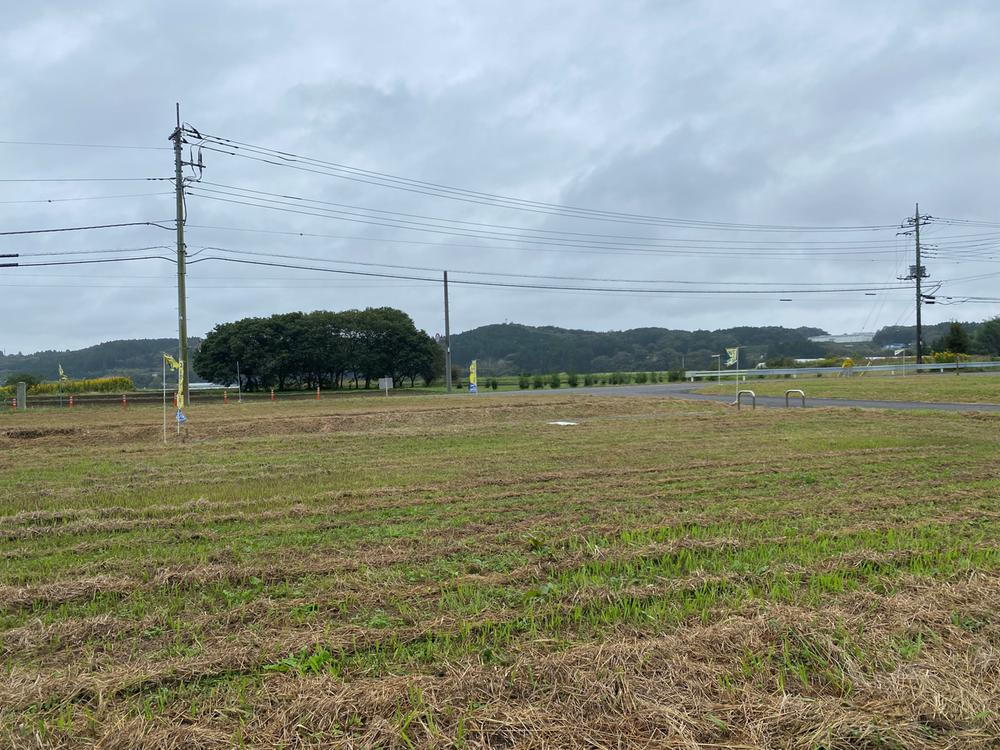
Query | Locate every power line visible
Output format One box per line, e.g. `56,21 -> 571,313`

0,177 -> 171,183
198,244 -> 914,288
0,140 -> 169,150
189,255 -> 917,295
187,191 -> 913,257
194,181 -> 916,248
12,245 -> 172,258
2,255 -> 176,269
0,221 -> 173,236
0,191 -> 173,205
191,131 -> 900,233
932,217 -> 1000,228
181,222 -> 1000,264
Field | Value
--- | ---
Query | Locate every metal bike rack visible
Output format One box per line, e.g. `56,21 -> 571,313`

737,390 -> 756,410
785,389 -> 806,408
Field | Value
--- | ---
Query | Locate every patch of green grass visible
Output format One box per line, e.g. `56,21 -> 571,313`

698,373 -> 1000,403
2,395 -> 999,746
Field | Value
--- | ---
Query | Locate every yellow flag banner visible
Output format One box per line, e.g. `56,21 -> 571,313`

725,347 -> 739,367
469,360 -> 478,394
164,354 -> 185,409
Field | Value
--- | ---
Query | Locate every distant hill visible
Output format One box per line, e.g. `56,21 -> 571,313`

450,323 -> 828,374
0,338 -> 201,389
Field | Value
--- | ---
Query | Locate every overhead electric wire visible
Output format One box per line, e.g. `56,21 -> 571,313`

0,177 -> 171,183
0,191 -> 173,205
191,131 -> 900,233
189,255 -> 915,295
4,255 -> 175,269
181,223 -> 1000,266
0,220 -> 174,236
187,191 -> 914,258
932,217 -> 1000,228
10,245 -> 172,258
198,244 -> 914,288
0,139 -> 169,150
194,182 -> 917,248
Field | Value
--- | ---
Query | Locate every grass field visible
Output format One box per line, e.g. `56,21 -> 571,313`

2,395 -> 1000,748
697,372 -> 1000,404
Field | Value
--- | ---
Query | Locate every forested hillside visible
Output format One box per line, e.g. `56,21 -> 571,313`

5,317 -> 997,388
450,323 -> 828,374
0,338 -> 200,388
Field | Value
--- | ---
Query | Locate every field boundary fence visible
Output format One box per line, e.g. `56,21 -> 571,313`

0,386 -> 405,413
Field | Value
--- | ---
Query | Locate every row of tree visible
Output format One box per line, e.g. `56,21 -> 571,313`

450,323 -> 828,374
193,308 -> 442,391
0,338 -> 197,389
931,320 -> 1000,356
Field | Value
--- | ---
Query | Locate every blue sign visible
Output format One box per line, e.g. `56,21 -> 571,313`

175,410 -> 187,423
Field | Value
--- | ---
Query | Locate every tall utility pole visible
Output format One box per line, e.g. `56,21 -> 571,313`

171,104 -> 190,409
914,203 -> 923,365
443,271 -> 452,392
900,204 -> 930,366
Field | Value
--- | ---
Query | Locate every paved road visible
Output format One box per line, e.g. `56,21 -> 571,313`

481,382 -> 1000,413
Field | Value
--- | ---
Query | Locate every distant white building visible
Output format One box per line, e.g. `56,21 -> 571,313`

807,332 -> 875,344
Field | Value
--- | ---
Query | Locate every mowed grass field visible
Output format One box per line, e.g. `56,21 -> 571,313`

2,395 -> 1000,749
697,372 -> 1000,404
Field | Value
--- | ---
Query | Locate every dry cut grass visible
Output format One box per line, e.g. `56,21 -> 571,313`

1,393 -> 999,748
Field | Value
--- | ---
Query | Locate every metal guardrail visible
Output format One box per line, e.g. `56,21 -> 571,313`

737,390 -> 756,410
785,389 -> 805,407
685,360 -> 1000,380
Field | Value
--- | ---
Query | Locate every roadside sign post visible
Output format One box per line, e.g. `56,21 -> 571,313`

378,377 -> 394,396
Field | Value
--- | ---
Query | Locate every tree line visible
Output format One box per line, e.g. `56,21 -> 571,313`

452,319 -> 1000,375
450,323 -> 828,374
193,308 -> 442,391
0,338 -> 197,389
930,320 -> 1000,356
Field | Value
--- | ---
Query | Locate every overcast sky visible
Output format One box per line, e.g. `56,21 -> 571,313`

2,1 -> 998,354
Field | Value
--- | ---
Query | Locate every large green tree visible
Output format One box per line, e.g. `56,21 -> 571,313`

975,317 -> 1000,356
193,308 -> 439,391
936,321 -> 971,354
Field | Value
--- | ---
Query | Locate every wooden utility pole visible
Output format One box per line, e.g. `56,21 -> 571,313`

443,271 -> 452,393
171,105 -> 191,411
900,204 -> 930,366
914,203 -> 924,364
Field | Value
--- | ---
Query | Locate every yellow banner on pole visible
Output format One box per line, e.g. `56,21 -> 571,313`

164,354 -> 185,409
469,360 -> 478,394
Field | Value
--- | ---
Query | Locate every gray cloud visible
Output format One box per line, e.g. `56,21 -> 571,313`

1,0 -> 998,353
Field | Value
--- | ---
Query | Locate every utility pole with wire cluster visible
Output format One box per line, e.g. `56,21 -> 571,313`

899,203 -> 933,365
443,270 -> 452,393
169,105 -> 204,414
